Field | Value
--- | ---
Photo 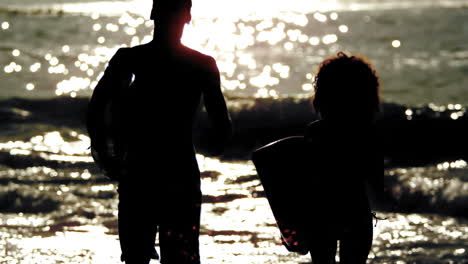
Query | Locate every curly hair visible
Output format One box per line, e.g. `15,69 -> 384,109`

313,52 -> 380,119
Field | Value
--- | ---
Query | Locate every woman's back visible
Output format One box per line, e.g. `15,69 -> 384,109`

305,120 -> 378,225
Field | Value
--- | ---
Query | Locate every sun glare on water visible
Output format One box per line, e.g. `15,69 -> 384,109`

2,0 -> 357,99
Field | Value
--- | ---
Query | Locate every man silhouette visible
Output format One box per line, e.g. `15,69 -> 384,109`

87,0 -> 232,263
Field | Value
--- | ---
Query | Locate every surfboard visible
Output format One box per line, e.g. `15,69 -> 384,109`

87,73 -> 134,181
252,136 -> 311,254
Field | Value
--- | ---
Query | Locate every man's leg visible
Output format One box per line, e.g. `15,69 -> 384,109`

158,191 -> 201,264
118,182 -> 158,264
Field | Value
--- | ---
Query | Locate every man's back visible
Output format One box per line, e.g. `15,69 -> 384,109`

103,43 -> 229,183
88,42 -> 231,182
115,43 -> 220,153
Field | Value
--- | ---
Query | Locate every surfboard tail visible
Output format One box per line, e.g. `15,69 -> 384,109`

252,136 -> 311,254
278,225 -> 309,254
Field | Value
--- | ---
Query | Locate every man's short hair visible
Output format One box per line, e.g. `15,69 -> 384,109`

150,0 -> 192,20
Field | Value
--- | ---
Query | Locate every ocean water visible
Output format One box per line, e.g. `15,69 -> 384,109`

0,0 -> 468,263
1,0 -> 468,104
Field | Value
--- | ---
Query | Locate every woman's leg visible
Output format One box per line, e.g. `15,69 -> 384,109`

339,214 -> 373,264
309,236 -> 337,264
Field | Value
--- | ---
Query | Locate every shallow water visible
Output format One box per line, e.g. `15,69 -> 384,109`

1,147 -> 468,263
0,129 -> 467,263
0,100 -> 466,263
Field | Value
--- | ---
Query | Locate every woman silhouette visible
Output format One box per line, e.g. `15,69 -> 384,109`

305,52 -> 383,264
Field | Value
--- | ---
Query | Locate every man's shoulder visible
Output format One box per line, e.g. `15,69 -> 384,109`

119,44 -> 147,57
112,44 -> 152,67
180,47 -> 220,84
180,44 -> 210,58
109,46 -> 132,64
116,43 -> 153,57
184,46 -> 215,63
125,44 -> 216,64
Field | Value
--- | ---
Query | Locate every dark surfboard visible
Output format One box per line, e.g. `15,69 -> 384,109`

252,136 -> 311,254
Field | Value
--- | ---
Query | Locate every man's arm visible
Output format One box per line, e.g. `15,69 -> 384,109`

202,57 -> 232,155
